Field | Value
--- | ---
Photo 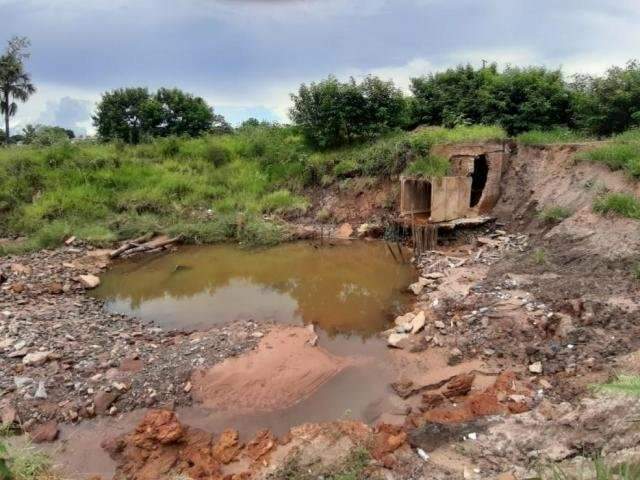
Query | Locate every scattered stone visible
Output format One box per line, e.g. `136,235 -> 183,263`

30,421 -> 59,443
34,381 -> 48,399
529,362 -> 543,374
78,274 -> 101,289
1,405 -> 18,426
447,347 -> 463,366
94,390 -> 119,415
434,320 -> 446,329
22,351 -> 51,366
10,263 -> 31,275
388,333 -> 410,348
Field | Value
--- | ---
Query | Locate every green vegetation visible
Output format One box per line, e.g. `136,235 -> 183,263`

532,248 -> 547,265
268,447 -> 375,480
517,128 -> 593,145
577,129 -> 640,178
536,205 -> 572,223
290,75 -> 406,149
593,193 -> 640,219
538,457 -> 640,480
0,442 -> 56,480
404,154 -> 450,177
595,375 -> 640,396
633,263 -> 640,281
93,87 -> 230,143
0,124 -> 505,253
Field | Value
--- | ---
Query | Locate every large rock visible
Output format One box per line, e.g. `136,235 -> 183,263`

334,223 -> 353,239
79,274 -> 101,289
94,390 -> 120,415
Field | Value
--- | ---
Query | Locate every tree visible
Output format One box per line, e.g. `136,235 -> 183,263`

22,124 -> 73,146
0,36 -> 36,145
93,87 -> 226,142
479,66 -> 572,135
290,75 -> 405,148
571,61 -> 640,135
409,64 -> 498,128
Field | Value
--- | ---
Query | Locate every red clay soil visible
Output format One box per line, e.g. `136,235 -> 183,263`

190,326 -> 354,413
409,371 -> 534,425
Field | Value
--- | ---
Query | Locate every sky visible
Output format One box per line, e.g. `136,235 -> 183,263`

2,0 -> 640,136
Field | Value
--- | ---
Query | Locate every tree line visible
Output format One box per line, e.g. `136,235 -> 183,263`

3,34 -> 640,148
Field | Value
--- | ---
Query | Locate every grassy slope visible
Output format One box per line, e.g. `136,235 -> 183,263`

0,125 -> 505,254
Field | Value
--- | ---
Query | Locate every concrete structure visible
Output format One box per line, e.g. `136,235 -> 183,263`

400,142 -> 506,223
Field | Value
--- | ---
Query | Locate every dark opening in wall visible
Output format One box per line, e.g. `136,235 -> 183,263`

470,155 -> 488,207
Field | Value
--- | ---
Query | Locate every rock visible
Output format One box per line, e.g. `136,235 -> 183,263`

1,405 -> 18,426
34,381 -> 48,399
64,236 -> 76,245
411,311 -> 426,334
47,282 -> 64,294
395,312 -> 415,326
212,428 -> 242,464
447,348 -> 463,366
334,223 -> 353,239
434,320 -> 446,329
529,362 -> 543,374
11,283 -> 26,294
94,390 -> 119,415
424,272 -> 445,279
79,274 -> 101,289
443,373 -> 475,398
388,333 -> 409,348
10,263 -> 31,275
14,377 -> 33,390
409,282 -> 424,295
30,421 -> 59,443
23,351 -> 52,366
251,331 -> 264,338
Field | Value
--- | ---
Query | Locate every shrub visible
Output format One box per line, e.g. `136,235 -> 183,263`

205,142 -> 232,167
536,206 -> 572,223
593,192 -> 640,219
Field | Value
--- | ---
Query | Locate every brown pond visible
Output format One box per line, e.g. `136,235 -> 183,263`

42,241 -> 416,478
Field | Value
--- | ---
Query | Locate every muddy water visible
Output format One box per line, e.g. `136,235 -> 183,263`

95,241 -> 415,337
50,242 -> 415,478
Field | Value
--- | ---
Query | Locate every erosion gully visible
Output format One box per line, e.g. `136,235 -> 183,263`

43,240 -> 417,478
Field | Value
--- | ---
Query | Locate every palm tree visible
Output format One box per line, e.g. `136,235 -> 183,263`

0,37 -> 36,146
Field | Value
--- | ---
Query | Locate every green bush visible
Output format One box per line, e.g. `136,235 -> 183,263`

404,154 -> 450,177
593,192 -> 640,219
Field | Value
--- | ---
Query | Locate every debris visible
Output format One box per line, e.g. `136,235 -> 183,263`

529,362 -> 543,374
388,333 -> 410,348
22,351 -> 51,366
417,448 -> 430,462
411,311 -> 426,334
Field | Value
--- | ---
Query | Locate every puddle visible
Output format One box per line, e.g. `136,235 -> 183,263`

94,241 -> 415,338
50,241 -> 415,478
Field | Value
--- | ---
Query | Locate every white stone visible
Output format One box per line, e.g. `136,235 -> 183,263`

387,333 -> 409,348
79,274 -> 101,289
529,361 -> 543,374
411,311 -> 426,334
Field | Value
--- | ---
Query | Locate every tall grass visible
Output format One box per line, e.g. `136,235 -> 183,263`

577,128 -> 640,178
593,193 -> 640,219
518,128 -> 594,145
0,125 -> 507,253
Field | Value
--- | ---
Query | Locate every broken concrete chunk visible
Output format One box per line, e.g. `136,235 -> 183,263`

79,274 -> 101,289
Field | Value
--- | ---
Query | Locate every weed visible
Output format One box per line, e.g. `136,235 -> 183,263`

537,456 -> 640,479
2,442 -> 58,480
593,193 -> 640,219
268,447 -> 375,480
532,248 -> 547,265
577,129 -> 640,178
633,263 -> 640,281
595,375 -> 640,397
537,206 -> 572,223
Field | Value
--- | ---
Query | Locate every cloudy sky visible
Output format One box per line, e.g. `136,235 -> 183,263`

3,0 -> 640,135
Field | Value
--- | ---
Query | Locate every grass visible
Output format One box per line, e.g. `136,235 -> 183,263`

594,375 -> 640,396
576,128 -> 640,178
0,442 -> 58,480
517,128 -> 594,145
532,248 -> 547,265
267,447 -> 375,480
0,124 -> 507,253
538,457 -> 640,479
403,154 -> 450,177
633,263 -> 640,280
537,205 -> 572,223
593,193 -> 640,219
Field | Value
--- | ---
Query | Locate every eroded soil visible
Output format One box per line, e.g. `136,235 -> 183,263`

3,143 -> 640,479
